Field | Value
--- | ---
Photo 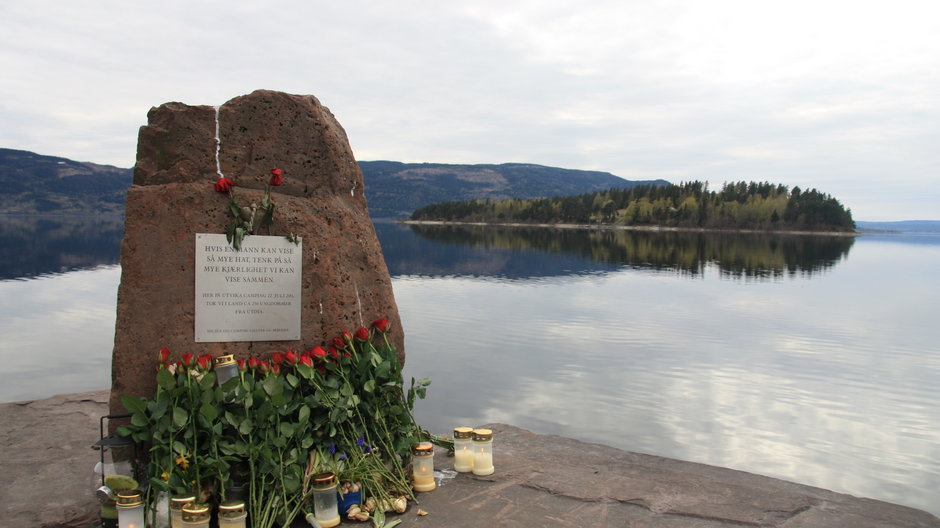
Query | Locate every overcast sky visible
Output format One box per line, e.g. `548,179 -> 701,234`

2,1 -> 938,221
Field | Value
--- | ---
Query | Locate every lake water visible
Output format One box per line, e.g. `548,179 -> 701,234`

1,216 -> 938,516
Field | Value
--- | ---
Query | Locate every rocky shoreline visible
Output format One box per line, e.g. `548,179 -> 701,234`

2,390 -> 937,528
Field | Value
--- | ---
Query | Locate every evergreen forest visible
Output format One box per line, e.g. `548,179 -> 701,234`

410,181 -> 856,232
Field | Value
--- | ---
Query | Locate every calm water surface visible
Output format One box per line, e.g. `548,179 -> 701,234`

1,217 -> 938,516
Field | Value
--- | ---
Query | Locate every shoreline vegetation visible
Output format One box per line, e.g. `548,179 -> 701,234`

401,219 -> 860,237
409,181 -> 858,234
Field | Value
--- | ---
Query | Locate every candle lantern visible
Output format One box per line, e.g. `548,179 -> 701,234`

471,428 -> 495,476
218,499 -> 248,528
412,441 -> 436,491
94,413 -> 139,528
453,427 -> 474,473
116,490 -> 146,528
311,472 -> 341,528
169,494 -> 196,528
180,503 -> 211,528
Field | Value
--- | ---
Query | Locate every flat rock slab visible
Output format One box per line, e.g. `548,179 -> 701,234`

416,424 -> 939,528
1,394 -> 937,528
0,390 -> 108,528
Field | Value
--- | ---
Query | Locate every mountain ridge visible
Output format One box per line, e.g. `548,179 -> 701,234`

0,148 -> 669,218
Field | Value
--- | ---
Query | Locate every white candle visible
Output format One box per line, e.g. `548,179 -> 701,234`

472,451 -> 494,475
454,447 -> 474,472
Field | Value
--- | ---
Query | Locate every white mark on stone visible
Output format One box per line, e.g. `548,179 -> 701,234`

354,281 -> 364,328
214,105 -> 225,179
350,181 -> 357,197
318,297 -> 323,315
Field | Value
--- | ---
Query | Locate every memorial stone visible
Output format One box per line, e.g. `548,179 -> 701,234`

110,90 -> 403,414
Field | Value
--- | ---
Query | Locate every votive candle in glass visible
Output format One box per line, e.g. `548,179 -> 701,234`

116,490 -> 146,528
180,503 -> 211,528
215,354 -> 239,386
453,427 -> 474,473
472,428 -> 495,476
311,472 -> 341,528
169,494 -> 195,528
218,499 -> 247,528
412,441 -> 436,491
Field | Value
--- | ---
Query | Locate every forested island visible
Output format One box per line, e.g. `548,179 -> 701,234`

410,181 -> 856,233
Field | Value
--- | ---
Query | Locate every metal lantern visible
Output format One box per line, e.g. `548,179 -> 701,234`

94,413 -> 139,528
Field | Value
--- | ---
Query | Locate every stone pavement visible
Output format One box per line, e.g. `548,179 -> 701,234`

2,391 -> 937,528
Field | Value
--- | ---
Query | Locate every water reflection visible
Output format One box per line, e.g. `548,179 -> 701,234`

1,217 -> 938,516
0,215 -> 123,279
384,223 -> 855,280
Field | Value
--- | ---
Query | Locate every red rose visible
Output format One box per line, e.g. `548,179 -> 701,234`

310,346 -> 327,359
159,347 -> 171,364
271,364 -> 281,375
332,336 -> 346,349
197,354 -> 212,370
299,355 -> 313,367
269,168 -> 283,186
355,327 -> 370,341
182,353 -> 194,366
342,330 -> 353,342
317,364 -> 326,375
328,346 -> 339,359
372,318 -> 390,333
214,177 -> 235,192
259,361 -> 270,373
285,349 -> 297,364
237,358 -> 246,370
271,352 -> 285,364
248,357 -> 259,370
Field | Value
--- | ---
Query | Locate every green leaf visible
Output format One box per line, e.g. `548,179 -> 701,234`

238,418 -> 253,435
279,422 -> 294,438
200,402 -> 218,422
156,368 -> 176,391
363,379 -> 376,393
262,375 -> 283,398
131,413 -> 148,427
297,404 -> 310,423
120,395 -> 147,415
286,373 -> 299,388
172,407 -> 188,429
199,371 -> 217,391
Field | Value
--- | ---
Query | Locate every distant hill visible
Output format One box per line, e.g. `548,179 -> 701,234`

0,148 -> 132,214
855,220 -> 940,234
359,161 -> 669,218
0,150 -> 669,218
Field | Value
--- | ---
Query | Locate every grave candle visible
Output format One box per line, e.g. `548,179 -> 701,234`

472,428 -> 495,476
311,472 -> 341,528
453,427 -> 474,472
412,441 -> 436,491
218,500 -> 247,528
169,494 -> 195,528
116,490 -> 145,528
180,503 -> 211,528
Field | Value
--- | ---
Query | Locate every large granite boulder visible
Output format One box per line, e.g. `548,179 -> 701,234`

111,90 -> 402,414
